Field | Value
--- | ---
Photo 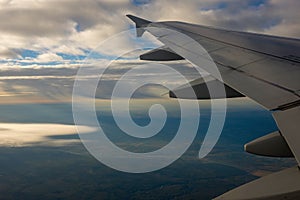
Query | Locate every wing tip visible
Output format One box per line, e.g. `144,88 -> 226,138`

126,14 -> 152,26
126,14 -> 152,37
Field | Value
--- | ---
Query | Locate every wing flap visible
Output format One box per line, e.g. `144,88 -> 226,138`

273,106 -> 300,164
220,69 -> 299,110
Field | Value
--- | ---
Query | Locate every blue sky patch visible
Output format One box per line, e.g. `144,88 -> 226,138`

131,0 -> 151,6
75,23 -> 82,32
20,49 -> 39,59
248,0 -> 267,7
57,53 -> 86,61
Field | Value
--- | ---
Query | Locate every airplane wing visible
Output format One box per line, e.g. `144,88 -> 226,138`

127,15 -> 300,199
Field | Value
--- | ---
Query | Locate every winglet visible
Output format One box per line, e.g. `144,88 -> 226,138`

126,14 -> 151,37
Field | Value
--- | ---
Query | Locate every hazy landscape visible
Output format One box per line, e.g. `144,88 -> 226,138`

0,102 -> 295,200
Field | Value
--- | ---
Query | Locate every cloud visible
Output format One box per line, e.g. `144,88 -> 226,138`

0,46 -> 21,59
137,0 -> 299,36
0,0 -> 298,105
0,0 -> 298,61
0,0 -> 133,59
0,59 -> 203,104
34,52 -> 64,63
0,123 -> 96,147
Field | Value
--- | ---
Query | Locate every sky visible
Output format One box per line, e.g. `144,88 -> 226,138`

0,0 -> 299,104
1,0 -> 299,60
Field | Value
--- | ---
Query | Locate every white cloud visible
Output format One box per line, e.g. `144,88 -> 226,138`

34,52 -> 64,62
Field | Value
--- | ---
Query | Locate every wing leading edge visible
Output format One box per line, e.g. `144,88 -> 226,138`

127,15 -> 300,199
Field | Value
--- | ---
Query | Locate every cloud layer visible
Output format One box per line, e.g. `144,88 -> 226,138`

0,0 -> 299,60
0,0 -> 298,104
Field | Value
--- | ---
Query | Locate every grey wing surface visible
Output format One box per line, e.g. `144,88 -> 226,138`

127,15 -> 300,199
